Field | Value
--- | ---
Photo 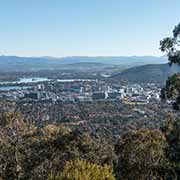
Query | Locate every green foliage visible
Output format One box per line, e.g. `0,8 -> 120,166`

159,117 -> 180,179
3,111 -> 180,179
0,143 -> 16,180
160,23 -> 180,66
49,159 -> 115,180
161,73 -> 180,110
115,129 -> 171,180
160,22 -> 180,109
162,118 -> 180,163
162,74 -> 180,99
0,113 -> 115,180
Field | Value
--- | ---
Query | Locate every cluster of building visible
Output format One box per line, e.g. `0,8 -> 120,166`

0,80 -> 161,104
76,83 -> 161,104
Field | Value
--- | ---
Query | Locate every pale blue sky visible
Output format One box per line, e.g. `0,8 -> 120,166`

0,0 -> 180,57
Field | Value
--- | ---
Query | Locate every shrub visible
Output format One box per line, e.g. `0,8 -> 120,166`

49,159 -> 115,180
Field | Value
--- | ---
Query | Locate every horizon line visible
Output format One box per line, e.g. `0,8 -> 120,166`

0,54 -> 165,58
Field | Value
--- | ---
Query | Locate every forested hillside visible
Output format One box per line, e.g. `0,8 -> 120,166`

112,64 -> 180,83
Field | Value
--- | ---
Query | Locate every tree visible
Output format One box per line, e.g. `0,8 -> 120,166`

161,117 -> 180,178
49,159 -> 115,180
114,129 -> 173,180
161,73 -> 180,110
0,112 -> 37,180
160,23 -> 180,66
160,23 -> 180,109
0,143 -> 16,180
0,113 -> 115,180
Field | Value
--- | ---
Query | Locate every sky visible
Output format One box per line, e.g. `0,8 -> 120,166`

0,0 -> 180,57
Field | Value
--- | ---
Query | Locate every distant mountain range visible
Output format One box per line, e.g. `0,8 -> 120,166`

0,55 -> 167,72
111,63 -> 180,83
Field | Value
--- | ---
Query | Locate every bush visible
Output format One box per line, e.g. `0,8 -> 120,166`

115,129 -> 171,180
49,159 -> 115,180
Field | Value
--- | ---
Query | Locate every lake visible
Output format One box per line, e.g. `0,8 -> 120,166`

0,77 -> 96,91
0,77 -> 96,85
0,77 -> 50,85
0,86 -> 31,91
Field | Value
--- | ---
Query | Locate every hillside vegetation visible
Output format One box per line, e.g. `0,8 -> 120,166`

112,64 -> 180,83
